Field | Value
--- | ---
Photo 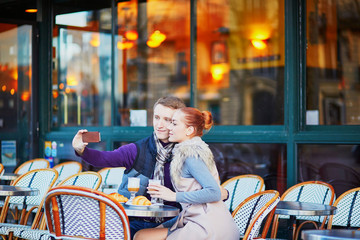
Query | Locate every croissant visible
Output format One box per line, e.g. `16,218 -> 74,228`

108,192 -> 128,203
133,196 -> 151,206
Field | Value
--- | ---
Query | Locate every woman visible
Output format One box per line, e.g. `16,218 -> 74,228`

134,107 -> 240,240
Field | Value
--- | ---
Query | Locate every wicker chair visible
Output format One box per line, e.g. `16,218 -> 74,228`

53,161 -> 82,184
222,174 -> 265,212
14,159 -> 50,175
98,167 -> 125,194
271,181 -> 335,239
11,171 -> 102,239
327,187 -> 360,230
16,186 -> 131,240
232,190 -> 280,240
0,163 -> 4,176
57,171 -> 102,190
0,169 -> 58,238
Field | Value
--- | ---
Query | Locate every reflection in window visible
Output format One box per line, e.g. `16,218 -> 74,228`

0,24 -> 32,132
114,141 -> 287,193
208,143 -> 286,193
306,0 -> 360,125
52,9 -> 112,127
197,0 -> 284,125
114,0 -> 191,126
299,144 -> 360,197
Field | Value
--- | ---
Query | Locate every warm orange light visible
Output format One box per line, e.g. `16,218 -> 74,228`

65,87 -> 71,94
149,30 -> 166,42
10,89 -> 15,95
117,40 -> 134,50
146,40 -> 161,48
66,75 -> 78,86
52,90 -> 59,99
21,91 -> 30,101
1,85 -> 6,92
211,63 -> 229,82
125,30 -> 138,41
25,9 -> 37,13
10,68 -> 18,80
89,33 -> 100,47
147,30 -> 166,48
251,39 -> 268,50
59,83 -> 65,90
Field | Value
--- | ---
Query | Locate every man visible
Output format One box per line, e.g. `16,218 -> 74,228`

72,96 -> 186,238
72,96 -> 229,238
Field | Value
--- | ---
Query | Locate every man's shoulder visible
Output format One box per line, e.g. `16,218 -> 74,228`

134,134 -> 154,146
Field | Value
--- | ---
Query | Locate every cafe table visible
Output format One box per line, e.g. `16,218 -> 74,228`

0,185 -> 39,196
302,229 -> 360,240
275,201 -> 337,240
0,173 -> 20,181
122,203 -> 179,217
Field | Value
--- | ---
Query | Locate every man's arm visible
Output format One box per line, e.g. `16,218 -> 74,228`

80,144 -> 137,169
72,130 -> 137,169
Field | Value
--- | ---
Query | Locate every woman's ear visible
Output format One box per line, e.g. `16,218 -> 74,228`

186,126 -> 195,136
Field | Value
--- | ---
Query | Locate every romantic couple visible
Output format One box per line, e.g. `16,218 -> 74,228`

72,96 -> 240,240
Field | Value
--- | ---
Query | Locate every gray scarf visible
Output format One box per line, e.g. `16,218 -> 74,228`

153,134 -> 174,185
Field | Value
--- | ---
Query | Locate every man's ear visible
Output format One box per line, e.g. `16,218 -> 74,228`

186,126 -> 195,136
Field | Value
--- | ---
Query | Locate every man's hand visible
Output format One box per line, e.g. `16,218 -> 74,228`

220,186 -> 229,201
72,129 -> 88,156
147,184 -> 176,202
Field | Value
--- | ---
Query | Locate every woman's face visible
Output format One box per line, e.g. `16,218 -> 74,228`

167,110 -> 192,143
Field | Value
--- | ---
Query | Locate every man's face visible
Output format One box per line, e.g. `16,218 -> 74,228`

153,104 -> 177,143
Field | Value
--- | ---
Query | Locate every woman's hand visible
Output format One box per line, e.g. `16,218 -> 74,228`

147,184 -> 176,202
72,129 -> 88,156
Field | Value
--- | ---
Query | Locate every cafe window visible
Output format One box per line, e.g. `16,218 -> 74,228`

197,0 -> 285,125
0,24 -> 32,132
306,0 -> 360,125
298,144 -> 360,197
52,8 -> 112,127
114,0 -> 191,126
51,0 -> 285,128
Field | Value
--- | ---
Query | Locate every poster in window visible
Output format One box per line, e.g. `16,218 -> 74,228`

1,140 -> 16,166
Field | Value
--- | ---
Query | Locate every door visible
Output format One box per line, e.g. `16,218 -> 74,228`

0,22 -> 37,171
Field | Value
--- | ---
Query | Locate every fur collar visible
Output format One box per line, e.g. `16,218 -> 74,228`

170,136 -> 215,185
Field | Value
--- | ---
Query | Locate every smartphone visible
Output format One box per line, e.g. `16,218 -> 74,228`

82,131 -> 101,143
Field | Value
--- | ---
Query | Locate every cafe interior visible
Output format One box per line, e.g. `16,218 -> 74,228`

0,0 -> 360,239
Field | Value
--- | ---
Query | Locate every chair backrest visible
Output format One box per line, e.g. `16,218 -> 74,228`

222,174 -> 265,212
0,163 -> 4,175
232,190 -> 280,240
327,187 -> 360,229
44,185 -> 130,240
15,158 -> 50,175
58,171 -> 102,190
271,180 -> 335,238
0,168 -> 58,225
53,161 -> 82,183
280,181 -> 335,221
98,167 -> 125,194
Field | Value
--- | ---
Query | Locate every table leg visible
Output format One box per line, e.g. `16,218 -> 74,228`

287,215 -> 296,240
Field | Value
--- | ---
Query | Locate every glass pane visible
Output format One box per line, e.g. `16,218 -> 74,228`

299,144 -> 360,197
115,0 -> 190,126
0,24 -> 32,132
306,0 -> 360,125
52,8 -> 112,127
115,141 -> 286,192
197,0 -> 284,125
210,143 -> 287,193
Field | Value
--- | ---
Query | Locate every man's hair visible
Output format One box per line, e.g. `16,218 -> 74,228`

153,96 -> 186,110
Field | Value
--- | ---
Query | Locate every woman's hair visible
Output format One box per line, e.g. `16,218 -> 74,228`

179,107 -> 213,136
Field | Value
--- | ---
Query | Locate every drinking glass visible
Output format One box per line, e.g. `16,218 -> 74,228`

127,177 -> 140,204
148,179 -> 162,205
